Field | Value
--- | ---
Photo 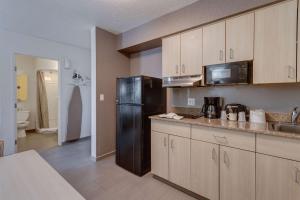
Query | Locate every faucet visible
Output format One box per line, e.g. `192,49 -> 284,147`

291,107 -> 300,125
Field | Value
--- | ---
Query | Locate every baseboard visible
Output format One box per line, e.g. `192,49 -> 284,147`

62,136 -> 91,145
25,129 -> 36,134
153,175 -> 208,200
91,150 -> 115,162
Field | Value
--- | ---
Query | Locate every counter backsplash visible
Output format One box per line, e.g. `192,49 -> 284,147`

169,106 -> 299,124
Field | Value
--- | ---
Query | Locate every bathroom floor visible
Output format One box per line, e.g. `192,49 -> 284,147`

17,132 -> 58,153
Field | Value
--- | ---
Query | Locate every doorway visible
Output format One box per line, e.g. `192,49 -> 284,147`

15,54 -> 60,152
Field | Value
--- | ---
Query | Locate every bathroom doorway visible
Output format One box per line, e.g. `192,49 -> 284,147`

15,54 -> 59,152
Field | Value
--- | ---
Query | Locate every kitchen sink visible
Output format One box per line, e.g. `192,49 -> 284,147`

269,123 -> 300,134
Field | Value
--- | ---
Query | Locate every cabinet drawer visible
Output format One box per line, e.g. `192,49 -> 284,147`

151,120 -> 191,138
257,134 -> 300,161
191,125 -> 255,151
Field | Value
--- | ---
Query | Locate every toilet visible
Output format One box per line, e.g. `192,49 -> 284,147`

17,110 -> 30,138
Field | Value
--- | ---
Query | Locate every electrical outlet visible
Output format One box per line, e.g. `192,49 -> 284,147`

187,98 -> 195,106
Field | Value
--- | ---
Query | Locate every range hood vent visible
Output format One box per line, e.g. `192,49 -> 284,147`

162,75 -> 203,88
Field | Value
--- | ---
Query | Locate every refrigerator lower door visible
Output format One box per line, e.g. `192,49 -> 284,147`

116,104 -> 142,175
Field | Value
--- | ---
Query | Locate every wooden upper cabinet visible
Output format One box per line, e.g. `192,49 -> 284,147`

226,12 -> 254,62
256,153 -> 300,200
181,28 -> 203,76
254,0 -> 297,84
220,146 -> 255,200
203,21 -> 226,66
162,35 -> 181,77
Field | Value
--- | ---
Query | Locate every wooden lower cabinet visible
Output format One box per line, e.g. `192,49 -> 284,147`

169,135 -> 191,189
220,146 -> 255,200
256,153 -> 300,200
151,131 -> 169,180
152,120 -> 300,200
191,140 -> 219,200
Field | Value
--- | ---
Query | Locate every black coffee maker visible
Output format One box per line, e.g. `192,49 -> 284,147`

201,97 -> 222,119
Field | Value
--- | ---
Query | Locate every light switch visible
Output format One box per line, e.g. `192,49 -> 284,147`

100,94 -> 104,101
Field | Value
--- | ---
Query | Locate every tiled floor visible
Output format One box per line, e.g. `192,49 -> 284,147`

39,139 -> 198,200
17,132 -> 58,153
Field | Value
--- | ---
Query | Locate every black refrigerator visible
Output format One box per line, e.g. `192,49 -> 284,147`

116,76 -> 166,176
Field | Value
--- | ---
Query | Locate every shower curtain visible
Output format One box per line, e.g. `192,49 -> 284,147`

37,71 -> 49,129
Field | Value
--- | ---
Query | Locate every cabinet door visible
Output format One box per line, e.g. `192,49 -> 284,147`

226,12 -> 254,62
181,28 -> 203,76
220,146 -> 255,200
151,131 -> 168,180
169,135 -> 191,189
162,35 -> 181,77
254,0 -> 297,84
191,140 -> 219,200
203,21 -> 226,66
256,154 -> 300,200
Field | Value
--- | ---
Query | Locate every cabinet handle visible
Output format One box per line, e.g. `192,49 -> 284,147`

163,137 -> 167,147
219,50 -> 224,61
230,48 -> 234,59
288,65 -> 296,79
170,139 -> 174,150
223,151 -> 230,168
295,168 -> 300,184
182,64 -> 185,74
212,148 -> 217,162
214,135 -> 228,144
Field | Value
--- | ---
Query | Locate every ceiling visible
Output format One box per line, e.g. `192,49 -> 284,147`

49,0 -> 199,34
0,0 -> 198,48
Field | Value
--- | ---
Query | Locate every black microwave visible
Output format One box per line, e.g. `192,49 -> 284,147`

205,61 -> 252,86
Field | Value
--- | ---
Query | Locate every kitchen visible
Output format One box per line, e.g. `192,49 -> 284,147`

116,0 -> 300,200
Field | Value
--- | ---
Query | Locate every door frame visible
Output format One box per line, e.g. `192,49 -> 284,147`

13,53 -> 63,150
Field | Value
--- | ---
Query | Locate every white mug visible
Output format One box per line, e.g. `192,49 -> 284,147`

227,113 -> 237,121
220,110 -> 227,120
238,112 -> 246,122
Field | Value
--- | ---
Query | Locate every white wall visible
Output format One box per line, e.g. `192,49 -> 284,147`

0,29 -> 91,155
0,0 -> 92,49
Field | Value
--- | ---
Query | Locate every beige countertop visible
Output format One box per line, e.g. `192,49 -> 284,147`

150,115 -> 300,140
0,150 -> 85,200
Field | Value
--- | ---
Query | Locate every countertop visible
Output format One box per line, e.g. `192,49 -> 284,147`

150,115 -> 300,140
0,150 -> 85,200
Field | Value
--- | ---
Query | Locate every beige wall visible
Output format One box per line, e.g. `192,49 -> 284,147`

130,47 -> 162,78
172,84 -> 300,113
117,0 -> 281,49
95,27 -> 130,158
129,48 -> 173,112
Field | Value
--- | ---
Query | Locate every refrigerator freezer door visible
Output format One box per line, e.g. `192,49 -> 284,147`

142,77 -> 166,114
116,77 -> 142,105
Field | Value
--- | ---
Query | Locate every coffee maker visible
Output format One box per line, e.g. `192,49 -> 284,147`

201,97 -> 222,119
